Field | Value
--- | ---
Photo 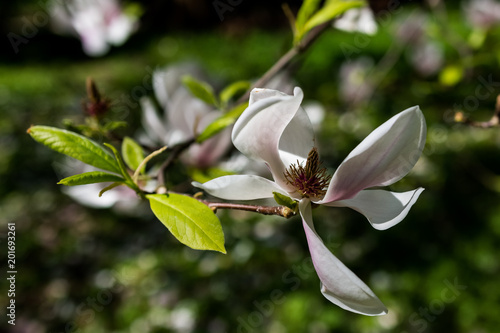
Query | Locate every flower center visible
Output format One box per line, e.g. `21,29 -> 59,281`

283,147 -> 331,200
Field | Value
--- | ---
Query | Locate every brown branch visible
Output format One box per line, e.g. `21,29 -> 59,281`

199,199 -> 297,219
455,94 -> 500,128
237,21 -> 333,104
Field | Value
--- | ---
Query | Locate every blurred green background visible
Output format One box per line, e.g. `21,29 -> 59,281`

2,0 -> 500,332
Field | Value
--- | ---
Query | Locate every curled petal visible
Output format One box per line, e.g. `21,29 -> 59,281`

279,106 -> 316,168
299,200 -> 388,316
232,87 -> 304,191
321,106 -> 426,203
325,188 -> 424,230
192,175 -> 285,201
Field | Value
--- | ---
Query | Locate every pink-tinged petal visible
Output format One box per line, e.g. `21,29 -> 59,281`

140,97 -> 169,143
321,106 -> 426,203
186,127 -> 232,168
168,89 -> 207,140
192,175 -> 286,201
279,106 -> 316,168
299,200 -> 388,316
325,188 -> 424,230
232,87 -> 304,191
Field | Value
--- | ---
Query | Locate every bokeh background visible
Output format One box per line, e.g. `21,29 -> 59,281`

1,0 -> 500,332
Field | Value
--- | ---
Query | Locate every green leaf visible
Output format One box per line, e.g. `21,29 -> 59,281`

182,75 -> 218,106
303,0 -> 365,34
196,102 -> 248,143
121,137 -> 145,173
103,120 -> 128,131
28,125 -> 120,173
188,167 -> 235,183
219,81 -> 251,107
147,194 -> 226,253
273,192 -> 298,210
296,0 -> 322,36
104,143 -> 140,193
58,171 -> 124,186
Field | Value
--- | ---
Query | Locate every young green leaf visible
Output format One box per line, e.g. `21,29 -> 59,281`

303,0 -> 365,33
296,0 -> 322,37
188,167 -> 235,184
28,125 -> 120,173
219,81 -> 251,107
121,136 -> 145,173
182,75 -> 218,107
104,143 -> 140,193
196,102 -> 248,143
147,194 -> 226,253
273,192 -> 298,211
58,171 -> 124,186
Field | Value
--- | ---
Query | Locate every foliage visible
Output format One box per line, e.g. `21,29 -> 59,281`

2,0 -> 500,332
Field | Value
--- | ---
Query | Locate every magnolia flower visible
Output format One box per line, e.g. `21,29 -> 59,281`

194,87 -> 426,315
334,7 -> 378,35
139,63 -> 231,169
394,11 -> 444,77
339,57 -> 374,105
50,0 -> 138,56
464,0 -> 500,30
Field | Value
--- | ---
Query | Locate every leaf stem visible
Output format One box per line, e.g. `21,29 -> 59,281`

133,145 -> 168,183
455,94 -> 500,128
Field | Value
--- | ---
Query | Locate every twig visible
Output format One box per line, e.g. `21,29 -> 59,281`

199,200 -> 296,219
455,95 -> 500,128
237,21 -> 333,104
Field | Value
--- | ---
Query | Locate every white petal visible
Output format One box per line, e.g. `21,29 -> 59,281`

322,106 -> 426,203
325,188 -> 424,230
299,200 -> 387,315
140,97 -> 169,143
279,106 -> 315,167
334,7 -> 378,35
192,175 -> 286,201
153,63 -> 201,108
232,87 -> 304,191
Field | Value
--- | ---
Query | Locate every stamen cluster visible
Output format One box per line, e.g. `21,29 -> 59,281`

284,147 -> 331,200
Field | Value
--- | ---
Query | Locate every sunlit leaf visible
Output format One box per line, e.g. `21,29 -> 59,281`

121,136 -> 145,173
296,0 -> 322,37
439,65 -> 464,87
219,81 -> 251,107
303,0 -> 365,34
58,171 -> 124,186
104,143 -> 140,193
188,167 -> 235,183
147,193 -> 226,253
182,75 -> 218,106
28,125 -> 120,173
196,102 -> 248,143
273,191 -> 298,210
